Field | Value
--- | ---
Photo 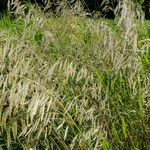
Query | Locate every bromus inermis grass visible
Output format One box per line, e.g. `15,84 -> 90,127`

0,1 -> 149,150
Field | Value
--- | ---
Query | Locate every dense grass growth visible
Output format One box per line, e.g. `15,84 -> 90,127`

0,4 -> 150,150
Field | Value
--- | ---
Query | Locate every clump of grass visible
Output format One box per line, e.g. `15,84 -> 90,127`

0,2 -> 149,150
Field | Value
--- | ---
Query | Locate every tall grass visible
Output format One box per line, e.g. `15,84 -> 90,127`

0,2 -> 150,150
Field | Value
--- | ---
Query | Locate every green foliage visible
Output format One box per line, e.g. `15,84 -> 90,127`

0,4 -> 149,150
136,0 -> 145,5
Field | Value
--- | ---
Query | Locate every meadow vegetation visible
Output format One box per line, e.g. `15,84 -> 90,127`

0,2 -> 150,150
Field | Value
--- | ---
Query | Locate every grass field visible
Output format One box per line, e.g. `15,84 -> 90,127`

0,3 -> 150,150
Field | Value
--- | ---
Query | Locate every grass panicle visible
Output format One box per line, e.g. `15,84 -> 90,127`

0,1 -> 150,150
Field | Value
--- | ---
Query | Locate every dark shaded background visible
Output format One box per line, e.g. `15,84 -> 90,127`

0,0 -> 149,19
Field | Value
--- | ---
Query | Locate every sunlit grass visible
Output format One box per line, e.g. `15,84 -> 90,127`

0,3 -> 149,150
